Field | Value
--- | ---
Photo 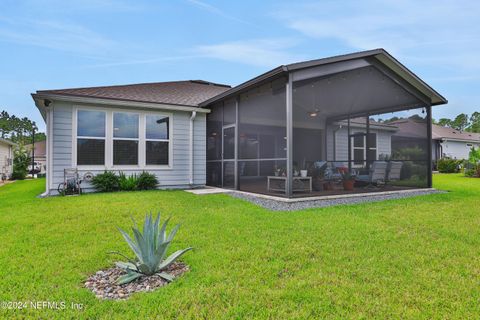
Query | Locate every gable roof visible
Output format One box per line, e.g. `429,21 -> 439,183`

25,140 -> 46,157
34,80 -> 230,107
199,48 -> 447,107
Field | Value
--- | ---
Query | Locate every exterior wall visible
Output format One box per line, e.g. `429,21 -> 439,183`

440,140 -> 480,160
48,101 -> 206,195
328,126 -> 393,162
0,142 -> 14,178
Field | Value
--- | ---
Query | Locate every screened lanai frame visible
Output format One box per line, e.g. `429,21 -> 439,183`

204,49 -> 447,198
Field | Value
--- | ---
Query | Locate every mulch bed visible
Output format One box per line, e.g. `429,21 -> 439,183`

84,262 -> 189,300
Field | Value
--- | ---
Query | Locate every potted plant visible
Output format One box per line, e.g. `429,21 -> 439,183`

310,162 -> 326,191
341,171 -> 356,191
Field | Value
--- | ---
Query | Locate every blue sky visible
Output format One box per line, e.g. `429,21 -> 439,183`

1,0 -> 479,131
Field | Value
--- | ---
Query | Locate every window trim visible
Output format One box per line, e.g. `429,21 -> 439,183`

72,106 -> 173,170
350,131 -> 377,167
112,111 -> 140,167
74,109 -> 107,168
145,113 -> 171,167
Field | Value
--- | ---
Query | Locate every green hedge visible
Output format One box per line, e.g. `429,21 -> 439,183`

437,158 -> 461,173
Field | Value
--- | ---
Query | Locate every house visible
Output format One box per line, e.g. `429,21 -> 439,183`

25,140 -> 47,173
32,49 -> 447,197
432,125 -> 480,160
389,118 -> 480,161
0,138 -> 15,180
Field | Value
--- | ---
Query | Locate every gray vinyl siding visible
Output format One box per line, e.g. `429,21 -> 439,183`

0,143 -> 13,177
325,126 -> 393,162
49,101 -> 206,194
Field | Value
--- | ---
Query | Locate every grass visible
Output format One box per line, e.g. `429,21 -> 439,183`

0,174 -> 479,319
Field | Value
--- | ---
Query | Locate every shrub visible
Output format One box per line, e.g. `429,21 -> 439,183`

112,213 -> 192,284
91,171 -> 119,192
11,146 -> 30,180
118,172 -> 138,191
136,171 -> 158,190
437,158 -> 460,173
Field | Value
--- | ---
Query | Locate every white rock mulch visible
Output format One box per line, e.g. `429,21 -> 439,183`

84,262 -> 189,300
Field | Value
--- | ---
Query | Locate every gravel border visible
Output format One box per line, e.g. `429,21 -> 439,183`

84,262 -> 189,300
230,189 -> 445,211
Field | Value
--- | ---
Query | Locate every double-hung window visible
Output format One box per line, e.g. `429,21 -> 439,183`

351,132 -> 377,166
145,115 -> 169,165
113,112 -> 139,165
77,110 -> 106,165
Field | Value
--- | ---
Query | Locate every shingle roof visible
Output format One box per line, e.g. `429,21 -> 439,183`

390,118 -> 480,142
432,124 -> 480,142
36,80 -> 231,107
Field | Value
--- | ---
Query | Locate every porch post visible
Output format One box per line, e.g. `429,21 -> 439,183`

427,105 -> 433,188
347,116 -> 352,172
366,114 -> 370,169
286,75 -> 293,197
234,97 -> 239,190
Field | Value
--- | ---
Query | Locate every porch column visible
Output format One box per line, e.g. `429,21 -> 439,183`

347,116 -> 352,172
427,105 -> 433,188
234,97 -> 239,190
286,75 -> 293,197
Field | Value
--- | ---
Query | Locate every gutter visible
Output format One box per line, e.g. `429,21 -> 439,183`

189,111 -> 197,185
32,93 -> 211,114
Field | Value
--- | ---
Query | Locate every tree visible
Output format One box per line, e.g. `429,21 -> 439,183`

451,113 -> 469,131
467,112 -> 480,133
0,111 -> 12,138
0,110 -> 45,144
11,146 -> 30,180
437,118 -> 453,127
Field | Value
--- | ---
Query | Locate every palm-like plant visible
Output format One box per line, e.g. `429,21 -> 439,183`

112,213 -> 192,285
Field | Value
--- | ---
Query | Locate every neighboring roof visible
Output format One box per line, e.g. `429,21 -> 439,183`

432,124 -> 480,142
0,138 -> 16,146
337,117 -> 398,131
25,140 -> 46,157
390,118 -> 480,142
199,48 -> 447,107
34,80 -> 230,107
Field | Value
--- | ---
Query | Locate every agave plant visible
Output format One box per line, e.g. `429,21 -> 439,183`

112,213 -> 192,285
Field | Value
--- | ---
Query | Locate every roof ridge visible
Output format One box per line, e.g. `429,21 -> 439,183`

37,79 -> 231,93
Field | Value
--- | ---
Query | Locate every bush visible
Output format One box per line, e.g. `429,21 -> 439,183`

91,171 -> 119,192
11,146 -> 30,180
437,158 -> 460,173
136,171 -> 159,190
118,172 -> 138,191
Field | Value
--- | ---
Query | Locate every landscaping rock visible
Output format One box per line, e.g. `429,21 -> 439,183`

84,262 -> 189,300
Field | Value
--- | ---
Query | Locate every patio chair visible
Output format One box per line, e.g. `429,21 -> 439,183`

386,161 -> 403,181
356,161 -> 388,186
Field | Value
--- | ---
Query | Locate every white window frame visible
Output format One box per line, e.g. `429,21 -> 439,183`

351,131 -> 378,168
112,111 -> 140,168
73,108 -> 107,169
72,106 -> 173,170
145,114 -> 171,167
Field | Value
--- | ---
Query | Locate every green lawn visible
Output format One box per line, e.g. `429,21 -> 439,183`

0,175 -> 479,319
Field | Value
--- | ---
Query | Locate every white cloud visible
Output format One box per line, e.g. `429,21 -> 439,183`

196,39 -> 304,68
0,16 -> 116,57
274,0 -> 480,70
185,0 -> 252,25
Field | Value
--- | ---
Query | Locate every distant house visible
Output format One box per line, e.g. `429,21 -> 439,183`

25,140 -> 47,173
0,138 -> 15,179
390,118 -> 480,161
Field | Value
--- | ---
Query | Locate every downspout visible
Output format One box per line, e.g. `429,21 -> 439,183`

189,111 -> 197,186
